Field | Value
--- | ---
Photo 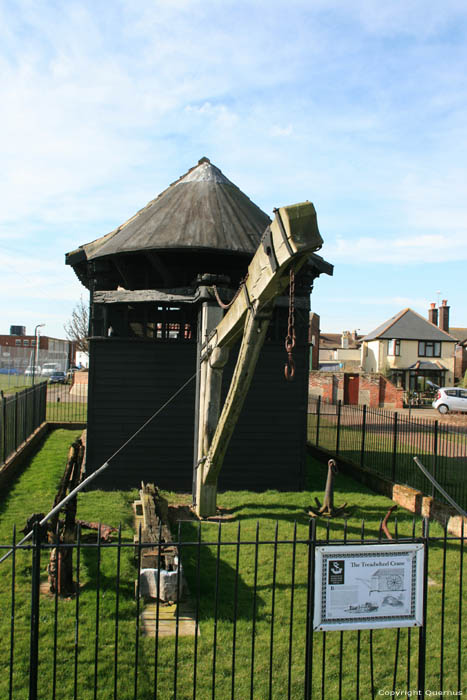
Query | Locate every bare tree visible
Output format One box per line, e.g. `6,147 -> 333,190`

64,296 -> 89,354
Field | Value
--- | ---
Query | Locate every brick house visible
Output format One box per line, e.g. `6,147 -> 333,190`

450,328 -> 467,382
0,328 -> 75,371
360,305 -> 457,391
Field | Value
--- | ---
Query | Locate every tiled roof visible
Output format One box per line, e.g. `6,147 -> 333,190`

450,327 -> 467,344
362,308 -> 457,343
319,333 -> 363,349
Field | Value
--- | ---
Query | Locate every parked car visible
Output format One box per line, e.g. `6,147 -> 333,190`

66,365 -> 80,380
24,365 -> 41,376
432,387 -> 467,414
48,371 -> 67,384
41,363 -> 60,377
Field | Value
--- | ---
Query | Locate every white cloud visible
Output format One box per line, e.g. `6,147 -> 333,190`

1,0 -> 467,338
270,124 -> 294,137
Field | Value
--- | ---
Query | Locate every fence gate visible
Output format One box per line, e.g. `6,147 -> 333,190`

0,517 -> 465,699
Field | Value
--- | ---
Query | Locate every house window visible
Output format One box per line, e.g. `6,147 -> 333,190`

31,340 -> 36,346
15,339 -> 21,346
389,370 -> 405,388
418,341 -> 441,357
388,339 -> 400,356
23,340 -> 29,346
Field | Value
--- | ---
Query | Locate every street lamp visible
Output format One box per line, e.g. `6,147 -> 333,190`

32,324 -> 45,385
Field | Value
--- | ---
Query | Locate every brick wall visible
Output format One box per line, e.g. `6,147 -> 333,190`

455,344 -> 467,382
309,371 -> 404,408
309,313 -> 320,370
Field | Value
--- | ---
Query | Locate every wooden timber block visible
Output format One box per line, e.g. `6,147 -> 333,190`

140,601 -> 199,638
132,500 -> 144,533
141,551 -> 159,568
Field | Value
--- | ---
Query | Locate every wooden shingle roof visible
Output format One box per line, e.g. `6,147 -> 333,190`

66,158 -> 270,267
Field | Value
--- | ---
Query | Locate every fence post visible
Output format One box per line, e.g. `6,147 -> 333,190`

1,391 -> 6,464
432,421 -> 438,499
304,518 -> 316,700
14,393 -> 18,452
22,389 -> 27,446
336,400 -> 342,455
29,522 -> 41,700
316,396 -> 321,447
32,384 -> 36,432
417,517 -> 429,695
391,412 -> 398,483
360,404 -> 367,468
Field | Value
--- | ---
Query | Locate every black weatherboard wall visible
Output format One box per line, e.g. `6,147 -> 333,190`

85,303 -> 310,492
86,338 -> 197,490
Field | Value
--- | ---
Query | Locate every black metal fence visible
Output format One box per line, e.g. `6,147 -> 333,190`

0,518 -> 464,699
308,397 -> 467,512
0,383 -> 47,464
45,380 -> 87,423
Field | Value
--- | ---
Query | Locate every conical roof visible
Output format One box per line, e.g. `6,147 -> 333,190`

67,158 -> 270,268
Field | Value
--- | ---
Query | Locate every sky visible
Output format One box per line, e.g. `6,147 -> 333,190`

1,0 -> 467,340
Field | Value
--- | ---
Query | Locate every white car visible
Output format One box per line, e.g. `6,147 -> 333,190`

41,363 -> 60,377
24,365 -> 41,376
432,387 -> 467,414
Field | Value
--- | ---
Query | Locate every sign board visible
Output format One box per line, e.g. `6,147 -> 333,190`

313,543 -> 424,631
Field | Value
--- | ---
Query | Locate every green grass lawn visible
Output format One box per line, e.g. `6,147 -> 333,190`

46,400 -> 87,422
308,413 -> 467,511
0,430 -> 464,699
0,375 -> 33,394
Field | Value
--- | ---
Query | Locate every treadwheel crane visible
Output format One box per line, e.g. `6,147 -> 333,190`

195,202 -> 324,517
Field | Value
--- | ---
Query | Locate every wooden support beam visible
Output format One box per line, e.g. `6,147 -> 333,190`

196,302 -> 272,516
204,202 -> 322,353
113,256 -> 134,289
195,201 -> 324,517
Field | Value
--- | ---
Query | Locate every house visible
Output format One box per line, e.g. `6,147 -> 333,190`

318,329 -> 363,372
66,158 -> 333,493
450,328 -> 467,382
360,304 -> 457,391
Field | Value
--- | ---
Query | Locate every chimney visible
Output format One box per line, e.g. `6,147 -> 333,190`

428,303 -> 438,326
439,300 -> 450,333
341,331 -> 350,349
309,312 -> 320,370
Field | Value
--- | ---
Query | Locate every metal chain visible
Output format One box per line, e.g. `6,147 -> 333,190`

212,273 -> 249,310
284,268 -> 296,381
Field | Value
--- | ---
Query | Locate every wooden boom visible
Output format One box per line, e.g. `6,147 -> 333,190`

195,202 -> 323,517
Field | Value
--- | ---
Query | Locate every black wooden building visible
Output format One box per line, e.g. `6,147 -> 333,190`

66,158 -> 332,494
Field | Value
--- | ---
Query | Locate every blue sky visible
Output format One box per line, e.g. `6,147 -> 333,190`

1,0 -> 466,339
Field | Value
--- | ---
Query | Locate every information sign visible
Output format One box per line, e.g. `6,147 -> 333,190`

313,543 -> 424,631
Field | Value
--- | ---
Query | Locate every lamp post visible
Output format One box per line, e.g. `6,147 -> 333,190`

32,324 -> 45,385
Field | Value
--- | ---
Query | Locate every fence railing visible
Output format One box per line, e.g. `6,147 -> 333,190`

45,380 -> 88,423
0,382 -> 47,464
0,519 -> 464,699
308,396 -> 467,512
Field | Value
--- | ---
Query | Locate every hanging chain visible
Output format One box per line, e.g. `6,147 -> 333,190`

212,273 -> 249,310
284,268 -> 296,381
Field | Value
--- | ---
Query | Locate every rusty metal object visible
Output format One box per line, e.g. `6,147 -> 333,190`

75,520 -> 118,542
307,459 -> 349,518
382,505 -> 398,540
212,274 -> 249,311
284,268 -> 296,381
46,438 -> 85,596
